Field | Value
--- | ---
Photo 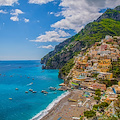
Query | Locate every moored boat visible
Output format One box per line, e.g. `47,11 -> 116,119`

41,90 -> 48,94
15,88 -> 18,90
29,89 -> 33,92
32,91 -> 37,93
49,87 -> 56,91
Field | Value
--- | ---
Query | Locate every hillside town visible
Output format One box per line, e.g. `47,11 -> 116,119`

62,35 -> 120,119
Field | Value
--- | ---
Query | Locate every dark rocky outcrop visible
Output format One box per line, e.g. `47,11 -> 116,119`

42,41 -> 85,69
40,37 -> 73,65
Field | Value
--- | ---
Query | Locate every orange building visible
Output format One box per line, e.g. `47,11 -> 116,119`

91,82 -> 106,91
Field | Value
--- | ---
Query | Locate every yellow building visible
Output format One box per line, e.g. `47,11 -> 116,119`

97,72 -> 113,80
118,81 -> 120,86
105,73 -> 113,80
98,59 -> 112,72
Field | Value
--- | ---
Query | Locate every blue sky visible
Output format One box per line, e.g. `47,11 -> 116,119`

0,0 -> 120,60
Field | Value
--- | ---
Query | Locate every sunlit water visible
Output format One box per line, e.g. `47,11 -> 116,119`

0,60 -> 64,120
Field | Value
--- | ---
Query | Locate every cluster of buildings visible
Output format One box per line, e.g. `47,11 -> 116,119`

67,35 -> 120,92
64,35 -> 120,119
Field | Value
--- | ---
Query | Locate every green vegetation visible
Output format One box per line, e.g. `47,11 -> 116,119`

105,116 -> 118,120
99,79 -> 118,87
99,102 -> 109,109
93,102 -> 109,111
94,96 -> 100,101
71,82 -> 79,86
60,58 -> 75,76
95,89 -> 101,96
93,104 -> 99,111
92,73 -> 99,78
46,58 -> 53,67
114,95 -> 120,118
80,116 -> 84,120
110,58 -> 120,78
84,110 -> 96,118
94,89 -> 101,101
75,19 -> 120,46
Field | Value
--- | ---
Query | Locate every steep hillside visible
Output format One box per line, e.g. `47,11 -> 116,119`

96,6 -> 120,22
41,6 -> 120,78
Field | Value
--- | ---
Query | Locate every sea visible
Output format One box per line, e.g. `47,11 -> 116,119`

0,60 -> 68,120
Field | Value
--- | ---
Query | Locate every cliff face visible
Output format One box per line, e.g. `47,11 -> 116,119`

41,37 -> 73,65
42,40 -> 85,69
41,5 -> 120,79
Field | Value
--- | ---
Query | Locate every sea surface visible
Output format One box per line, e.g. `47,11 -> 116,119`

0,60 -> 65,120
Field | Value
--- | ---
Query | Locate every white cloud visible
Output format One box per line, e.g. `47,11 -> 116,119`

30,30 -> 70,42
24,18 -> 29,23
0,0 -> 18,6
49,12 -> 54,15
28,0 -> 54,5
48,11 -> 61,17
10,9 -> 24,16
0,10 -> 8,14
51,0 -> 120,32
10,16 -> 19,21
38,45 -> 54,49
10,9 -> 24,22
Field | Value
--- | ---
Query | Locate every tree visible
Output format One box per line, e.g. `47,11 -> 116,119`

99,102 -> 109,109
95,89 -> 101,97
84,110 -> 96,118
93,105 -> 99,110
106,116 -> 118,120
94,96 -> 100,101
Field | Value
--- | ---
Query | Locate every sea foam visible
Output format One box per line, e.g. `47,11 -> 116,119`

30,91 -> 70,120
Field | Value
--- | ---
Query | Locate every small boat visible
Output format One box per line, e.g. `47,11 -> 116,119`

49,87 -> 56,91
9,98 -> 12,100
15,88 -> 18,90
32,91 -> 37,93
27,77 -> 30,79
27,82 -> 33,86
29,89 -> 33,92
32,78 -> 34,80
41,90 -> 48,94
25,91 -> 28,93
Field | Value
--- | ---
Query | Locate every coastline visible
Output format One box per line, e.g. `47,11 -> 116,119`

31,91 -> 71,120
40,91 -> 72,120
39,89 -> 96,120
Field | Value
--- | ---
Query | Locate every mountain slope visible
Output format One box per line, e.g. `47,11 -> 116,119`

41,6 -> 120,78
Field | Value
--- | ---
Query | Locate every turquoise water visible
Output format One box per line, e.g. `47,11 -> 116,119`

0,60 -> 64,120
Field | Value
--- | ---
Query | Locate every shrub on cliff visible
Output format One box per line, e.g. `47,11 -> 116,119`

84,110 -> 96,118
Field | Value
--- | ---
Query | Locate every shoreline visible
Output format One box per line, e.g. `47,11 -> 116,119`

39,89 -> 96,120
31,91 -> 71,120
40,91 -> 72,120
